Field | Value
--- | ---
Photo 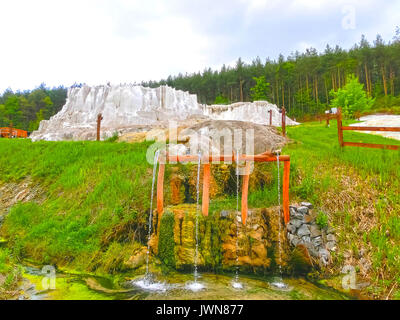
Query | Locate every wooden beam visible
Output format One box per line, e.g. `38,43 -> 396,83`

283,160 -> 290,224
343,142 -> 400,150
202,164 -> 211,217
241,162 -> 251,225
342,126 -> 400,132
157,164 -> 165,219
281,106 -> 286,137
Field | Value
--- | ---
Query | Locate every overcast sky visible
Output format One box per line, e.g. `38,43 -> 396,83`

1,0 -> 399,93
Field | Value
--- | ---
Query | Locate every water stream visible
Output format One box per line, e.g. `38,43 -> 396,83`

271,151 -> 288,289
132,149 -> 168,291
232,149 -> 243,290
19,265 -> 353,300
186,151 -> 205,292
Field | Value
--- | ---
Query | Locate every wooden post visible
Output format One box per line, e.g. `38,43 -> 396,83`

269,110 -> 272,126
97,113 -> 103,141
337,108 -> 344,148
241,162 -> 251,225
281,106 -> 286,137
202,164 -> 211,217
326,113 -> 330,127
157,164 -> 165,219
283,160 -> 290,224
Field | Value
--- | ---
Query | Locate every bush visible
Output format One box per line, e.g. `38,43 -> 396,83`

316,211 -> 329,229
330,74 -> 375,119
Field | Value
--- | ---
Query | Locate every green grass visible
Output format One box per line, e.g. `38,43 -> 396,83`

0,139 -> 155,273
1,122 -> 400,298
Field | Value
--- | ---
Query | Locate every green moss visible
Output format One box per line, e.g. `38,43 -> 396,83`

158,210 -> 176,268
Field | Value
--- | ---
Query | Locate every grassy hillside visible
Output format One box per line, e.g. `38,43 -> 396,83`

0,122 -> 400,298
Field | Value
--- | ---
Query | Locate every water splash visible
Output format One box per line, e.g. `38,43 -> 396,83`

185,281 -> 205,292
132,276 -> 169,293
145,149 -> 160,278
232,149 -> 243,290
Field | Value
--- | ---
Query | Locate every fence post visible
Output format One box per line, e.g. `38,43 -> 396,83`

269,110 -> 272,126
202,164 -> 211,217
241,161 -> 251,225
283,160 -> 290,224
281,106 -> 286,137
97,113 -> 103,141
337,108 -> 344,148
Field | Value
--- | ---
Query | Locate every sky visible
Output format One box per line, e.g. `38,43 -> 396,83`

0,0 -> 399,93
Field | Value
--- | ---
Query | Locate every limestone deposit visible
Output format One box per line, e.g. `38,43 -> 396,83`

30,84 -> 299,142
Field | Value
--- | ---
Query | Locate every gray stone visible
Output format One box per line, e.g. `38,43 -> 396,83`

305,243 -> 319,257
291,236 -> 301,247
291,219 -> 303,229
287,223 -> 297,234
297,206 -> 309,215
301,202 -> 313,209
326,241 -> 337,252
220,210 -> 230,218
302,236 -> 311,244
310,224 -> 322,238
327,234 -> 336,242
297,224 -> 311,237
312,236 -> 323,247
319,248 -> 331,266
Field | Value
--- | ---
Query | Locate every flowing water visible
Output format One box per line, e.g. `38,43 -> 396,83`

186,151 -> 205,292
133,149 -> 168,291
271,151 -> 288,289
232,149 -> 243,290
19,265 -> 353,300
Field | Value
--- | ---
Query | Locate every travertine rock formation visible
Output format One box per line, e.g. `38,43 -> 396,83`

30,84 -> 299,142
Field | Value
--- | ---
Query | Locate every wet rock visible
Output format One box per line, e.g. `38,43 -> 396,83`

297,224 -> 311,237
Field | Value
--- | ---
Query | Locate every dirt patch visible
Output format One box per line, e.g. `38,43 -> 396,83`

0,178 -> 45,218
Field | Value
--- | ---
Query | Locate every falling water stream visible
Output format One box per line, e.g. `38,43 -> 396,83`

186,151 -> 205,292
132,149 -> 168,292
232,149 -> 243,290
271,151 -> 288,290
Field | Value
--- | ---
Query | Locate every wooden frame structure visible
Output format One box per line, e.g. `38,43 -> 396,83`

336,108 -> 400,150
156,152 -> 291,226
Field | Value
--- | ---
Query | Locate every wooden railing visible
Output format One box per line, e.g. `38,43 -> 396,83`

336,108 -> 400,150
156,152 -> 291,226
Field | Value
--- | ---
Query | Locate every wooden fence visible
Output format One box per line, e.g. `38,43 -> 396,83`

336,108 -> 400,150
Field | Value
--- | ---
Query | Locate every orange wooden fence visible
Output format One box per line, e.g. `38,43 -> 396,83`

156,152 -> 291,226
336,108 -> 400,151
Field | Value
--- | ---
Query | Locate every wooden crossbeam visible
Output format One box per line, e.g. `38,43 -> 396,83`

342,126 -> 400,132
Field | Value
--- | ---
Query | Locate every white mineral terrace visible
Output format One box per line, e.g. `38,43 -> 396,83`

350,115 -> 400,141
30,84 -> 299,141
